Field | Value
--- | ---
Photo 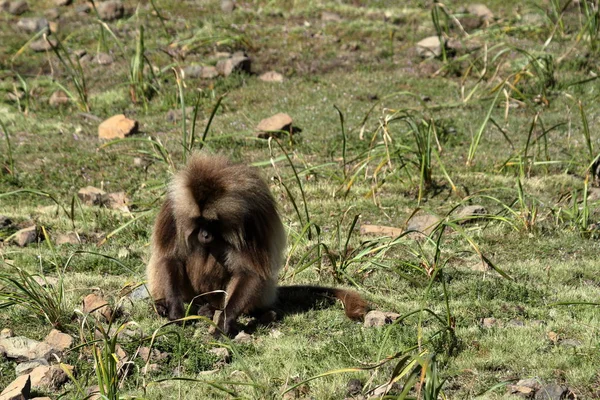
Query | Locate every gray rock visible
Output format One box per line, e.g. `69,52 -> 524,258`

233,331 -> 252,344
216,52 -> 251,76
364,310 -> 386,327
208,347 -> 230,362
220,0 -> 235,13
16,18 -> 49,34
200,66 -> 219,79
0,336 -> 55,361
346,378 -> 362,396
559,339 -> 582,348
535,384 -> 567,400
15,359 -> 49,375
182,65 -> 203,78
95,53 -> 114,65
406,214 -> 441,236
416,36 -> 442,58
78,186 -> 106,205
13,226 -> 38,247
49,90 -> 69,107
29,37 -> 57,52
8,0 -> 29,15
96,1 -> 124,21
128,285 -> 150,300
456,205 -> 487,222
467,4 -> 494,22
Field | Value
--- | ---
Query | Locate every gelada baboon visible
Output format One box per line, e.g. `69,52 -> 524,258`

147,153 -> 368,335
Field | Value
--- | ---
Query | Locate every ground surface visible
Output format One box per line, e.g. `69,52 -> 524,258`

0,0 -> 599,399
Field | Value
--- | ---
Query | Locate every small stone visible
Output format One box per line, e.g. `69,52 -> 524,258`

78,186 -> 106,205
1,328 -> 14,338
216,52 -> 251,77
256,113 -> 293,138
535,384 -> 567,400
347,378 -> 363,396
482,317 -> 499,328
508,319 -> 525,327
49,90 -> 69,107
8,0 -> 29,15
101,192 -> 129,212
321,11 -> 342,22
406,214 -> 441,236
128,285 -> 150,300
29,364 -> 72,390
15,359 -> 48,375
259,71 -> 284,82
559,339 -> 582,348
182,65 -> 203,78
95,53 -> 114,65
44,329 -> 73,352
220,0 -> 235,13
54,232 -> 80,245
364,310 -> 387,327
29,38 -> 57,52
13,226 -> 38,247
416,36 -> 442,58
200,66 -> 219,79
54,0 -> 72,5
96,0 -> 124,21
209,347 -> 230,362
509,384 -> 535,397
0,374 -> 31,400
82,293 -> 112,322
0,336 -> 55,361
455,205 -> 487,222
138,346 -> 168,362
467,4 -> 494,22
233,331 -> 252,344
16,18 -> 49,34
98,114 -> 138,140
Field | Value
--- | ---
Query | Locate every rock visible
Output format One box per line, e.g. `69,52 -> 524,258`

416,36 -> 442,58
29,364 -> 72,390
0,336 -> 55,361
54,232 -> 80,245
98,114 -> 138,140
95,53 -> 113,65
509,385 -> 536,397
45,7 -> 60,20
256,113 -> 293,138
96,0 -> 124,21
0,0 -> 8,11
220,0 -> 235,13
13,226 -> 38,247
44,329 -> 73,352
535,384 -> 567,400
208,347 -> 230,362
200,66 -> 219,79
138,346 -> 168,362
15,359 -> 48,375
78,186 -> 106,205
32,276 -> 58,288
347,379 -> 363,396
233,331 -> 252,344
587,187 -> 600,201
8,0 -> 28,15
30,37 -> 57,52
82,293 -> 112,322
467,4 -> 494,23
0,374 -> 31,400
259,71 -> 284,82
101,192 -> 129,212
508,319 -> 525,327
49,90 -> 69,107
482,317 -> 499,328
1,328 -> 14,338
456,205 -> 487,222
16,18 -> 49,34
128,285 -> 150,300
216,52 -> 251,77
321,11 -> 342,22
54,0 -> 72,5
182,65 -> 203,78
406,214 -> 441,236
364,310 -> 387,327
559,339 -> 582,348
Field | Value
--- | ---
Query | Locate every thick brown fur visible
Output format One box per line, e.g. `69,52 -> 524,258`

147,153 -> 368,336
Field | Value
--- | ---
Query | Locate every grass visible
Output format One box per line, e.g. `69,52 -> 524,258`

1,0 -> 600,398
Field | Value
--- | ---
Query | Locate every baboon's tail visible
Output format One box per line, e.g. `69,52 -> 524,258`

275,285 -> 369,320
